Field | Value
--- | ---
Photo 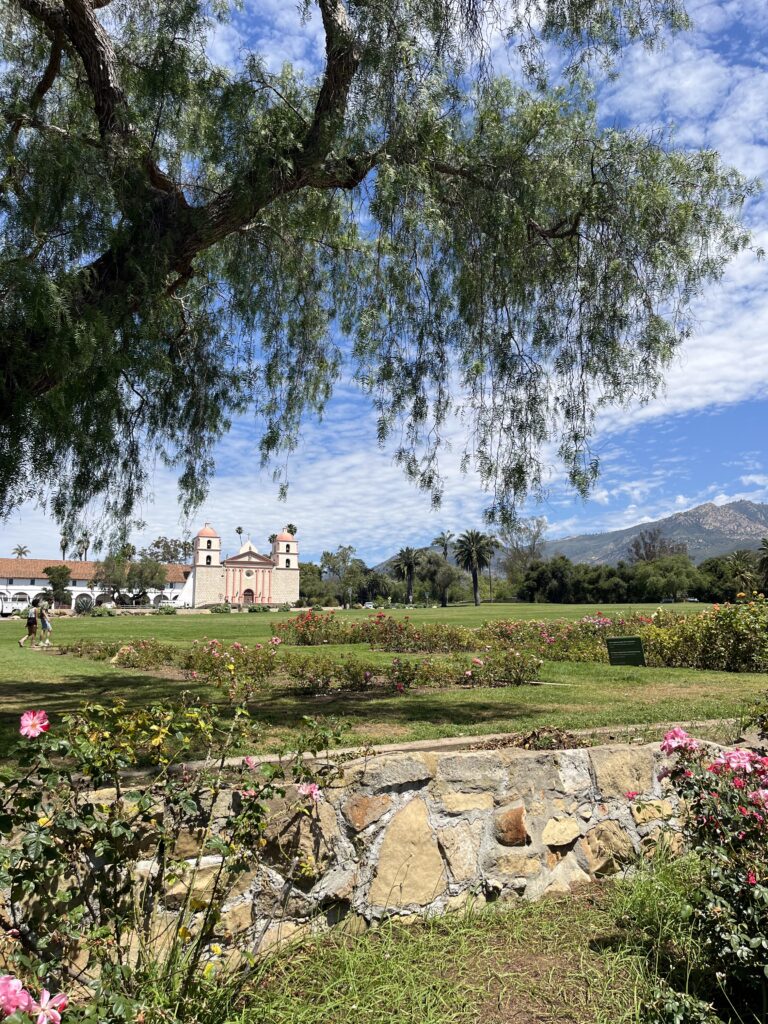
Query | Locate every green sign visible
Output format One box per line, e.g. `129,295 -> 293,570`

606,636 -> 646,667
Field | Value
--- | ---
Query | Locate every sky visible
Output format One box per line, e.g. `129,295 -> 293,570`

2,0 -> 768,565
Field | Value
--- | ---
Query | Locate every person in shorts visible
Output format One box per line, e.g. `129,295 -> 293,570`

39,603 -> 53,647
19,605 -> 38,647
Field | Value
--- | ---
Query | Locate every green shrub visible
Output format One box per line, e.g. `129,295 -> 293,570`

209,603 -> 231,613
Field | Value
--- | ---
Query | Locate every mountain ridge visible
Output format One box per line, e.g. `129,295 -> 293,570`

544,500 -> 768,565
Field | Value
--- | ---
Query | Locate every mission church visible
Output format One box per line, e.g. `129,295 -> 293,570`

182,523 -> 300,608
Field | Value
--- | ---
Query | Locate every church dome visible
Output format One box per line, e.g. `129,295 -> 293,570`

238,539 -> 259,555
196,523 -> 218,538
275,531 -> 294,541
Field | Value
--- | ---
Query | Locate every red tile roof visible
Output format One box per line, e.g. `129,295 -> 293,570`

0,558 -> 190,584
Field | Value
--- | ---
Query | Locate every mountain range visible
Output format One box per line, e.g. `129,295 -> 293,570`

544,500 -> 768,565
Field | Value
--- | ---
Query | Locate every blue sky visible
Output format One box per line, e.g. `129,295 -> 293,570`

2,0 -> 768,565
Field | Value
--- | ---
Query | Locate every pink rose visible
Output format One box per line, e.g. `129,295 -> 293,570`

243,756 -> 258,770
19,710 -> 50,738
624,791 -> 640,800
297,782 -> 322,803
0,975 -> 33,1016
32,989 -> 68,1024
748,789 -> 768,808
660,727 -> 699,756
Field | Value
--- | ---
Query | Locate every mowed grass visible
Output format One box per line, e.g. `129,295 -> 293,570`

0,601 -> 758,759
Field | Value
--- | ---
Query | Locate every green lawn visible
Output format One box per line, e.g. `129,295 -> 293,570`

0,600 -> 759,759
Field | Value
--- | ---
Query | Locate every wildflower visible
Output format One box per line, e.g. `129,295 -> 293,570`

32,989 -> 68,1024
297,782 -> 322,803
19,710 -> 50,738
660,727 -> 699,756
0,976 -> 33,1016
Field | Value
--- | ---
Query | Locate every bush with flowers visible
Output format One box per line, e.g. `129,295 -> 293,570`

0,696 -> 335,1024
649,726 -> 768,1020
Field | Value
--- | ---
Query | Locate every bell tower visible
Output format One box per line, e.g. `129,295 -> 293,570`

271,529 -> 298,569
194,524 -> 221,568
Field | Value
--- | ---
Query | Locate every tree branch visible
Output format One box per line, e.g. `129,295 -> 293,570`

302,0 -> 360,162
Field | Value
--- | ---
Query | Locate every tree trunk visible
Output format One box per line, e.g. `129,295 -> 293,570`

472,570 -> 479,606
441,590 -> 448,608
407,571 -> 414,604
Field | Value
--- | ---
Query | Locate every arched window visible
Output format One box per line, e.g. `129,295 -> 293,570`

206,539 -> 212,550
206,555 -> 212,566
285,558 -> 291,568
285,544 -> 290,552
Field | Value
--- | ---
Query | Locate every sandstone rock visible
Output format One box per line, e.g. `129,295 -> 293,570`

437,821 -> 483,882
439,791 -> 495,814
528,854 -> 590,898
361,756 -> 432,793
578,820 -> 635,877
494,806 -> 530,847
263,800 -> 339,875
589,746 -> 654,799
641,826 -> 685,859
555,750 -> 593,795
162,856 -> 223,909
508,755 -> 558,799
216,900 -> 253,938
254,919 -> 306,953
369,798 -> 446,908
485,851 -> 541,878
343,793 -> 392,831
631,799 -> 674,825
541,817 -> 580,848
174,828 -> 203,859
437,754 -> 505,791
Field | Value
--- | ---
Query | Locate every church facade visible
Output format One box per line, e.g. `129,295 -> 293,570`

179,524 -> 300,608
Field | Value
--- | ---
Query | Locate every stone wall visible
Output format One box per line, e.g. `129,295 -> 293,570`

160,742 -> 680,951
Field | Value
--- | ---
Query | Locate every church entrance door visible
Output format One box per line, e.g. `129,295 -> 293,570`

243,589 -> 254,605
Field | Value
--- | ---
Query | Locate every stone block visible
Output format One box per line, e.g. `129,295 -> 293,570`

578,821 -> 636,877
555,751 -> 593,795
263,800 -> 339,875
507,754 -> 558,799
541,817 -> 581,848
494,806 -> 530,847
485,850 -> 542,878
436,820 -> 483,882
527,853 -> 590,898
439,791 -> 495,814
369,798 -> 447,908
343,793 -> 392,831
360,756 -> 433,793
216,900 -> 253,938
436,754 -> 505,791
631,799 -> 674,825
589,746 -> 654,799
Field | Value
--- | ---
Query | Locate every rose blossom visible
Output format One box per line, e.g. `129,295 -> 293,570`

0,975 -> 33,1016
660,727 -> 699,756
243,756 -> 258,770
748,789 -> 768,809
19,710 -> 50,738
297,782 -> 322,803
32,989 -> 68,1024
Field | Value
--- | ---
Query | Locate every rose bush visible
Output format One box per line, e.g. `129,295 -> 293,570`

656,727 -> 768,1018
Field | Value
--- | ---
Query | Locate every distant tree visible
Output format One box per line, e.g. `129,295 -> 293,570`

235,526 -> 244,546
284,524 -> 298,537
627,528 -> 687,563
268,534 -> 278,546
127,558 -> 167,604
75,532 -> 91,561
454,530 -> 496,606
419,551 -> 461,608
320,545 -> 362,605
757,538 -> 768,591
727,549 -> 757,595
499,517 -> 547,582
12,544 -> 29,558
116,542 -> 136,561
632,554 -> 702,602
431,531 -> 455,561
43,565 -> 72,606
90,555 -> 129,602
142,536 -> 194,562
59,535 -> 71,560
392,547 -> 419,604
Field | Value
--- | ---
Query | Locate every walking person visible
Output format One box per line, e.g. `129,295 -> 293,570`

19,604 -> 38,647
39,603 -> 53,647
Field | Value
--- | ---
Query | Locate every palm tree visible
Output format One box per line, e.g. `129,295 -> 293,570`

284,523 -> 298,537
235,526 -> 244,547
432,530 -> 454,561
59,535 -> 70,560
75,531 -> 90,560
12,544 -> 29,558
727,549 -> 756,595
757,538 -> 768,592
392,547 -> 418,604
454,530 -> 496,606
